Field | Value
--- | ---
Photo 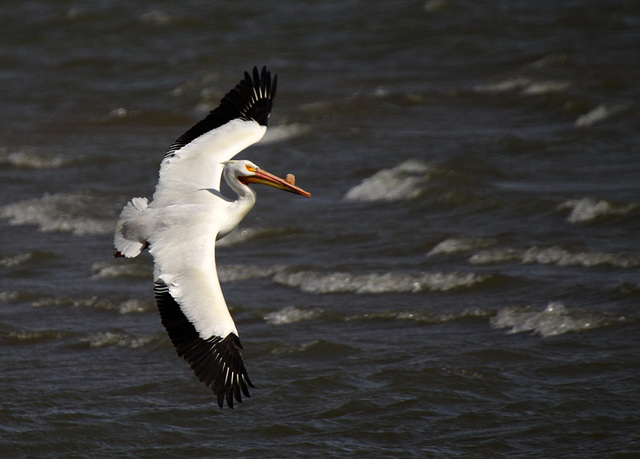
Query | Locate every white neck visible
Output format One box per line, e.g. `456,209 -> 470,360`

218,165 -> 257,238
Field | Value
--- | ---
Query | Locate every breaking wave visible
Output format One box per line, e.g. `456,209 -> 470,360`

272,270 -> 491,294
4,329 -> 76,343
473,77 -> 571,96
0,148 -> 78,169
574,104 -> 626,128
427,236 -> 496,256
490,301 -> 627,337
31,294 -> 153,314
470,245 -> 640,268
92,260 -> 152,279
0,251 -> 41,268
264,306 -> 322,325
81,331 -> 156,349
345,307 -> 491,324
558,198 -> 638,224
344,159 -> 431,202
218,264 -> 285,283
1,192 -> 116,235
260,123 -> 310,144
216,226 -> 294,247
262,305 -> 491,327
97,261 -> 490,296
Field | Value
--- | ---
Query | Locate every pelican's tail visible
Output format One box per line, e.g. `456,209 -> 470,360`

114,197 -> 149,258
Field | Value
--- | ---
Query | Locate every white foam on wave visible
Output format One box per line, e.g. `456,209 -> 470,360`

0,291 -> 21,302
140,10 -> 172,25
91,260 -> 152,279
344,159 -> 431,202
470,245 -> 640,268
427,236 -> 496,256
474,77 -> 570,96
263,306 -> 321,325
1,192 -> 115,235
81,331 -> 155,349
216,226 -> 292,247
7,329 -> 72,342
31,294 -> 152,314
260,123 -> 310,144
559,198 -> 637,224
0,252 -> 35,268
218,264 -> 285,283
423,0 -> 449,13
490,301 -> 624,337
272,270 -> 489,294
0,149 -> 76,169
347,308 -> 490,324
574,104 -> 625,128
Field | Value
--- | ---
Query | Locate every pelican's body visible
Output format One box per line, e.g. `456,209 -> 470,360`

114,67 -> 310,408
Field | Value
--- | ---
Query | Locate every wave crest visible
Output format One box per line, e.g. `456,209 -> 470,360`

558,198 -> 638,224
344,159 -> 431,202
490,301 -> 626,337
470,245 -> 640,268
264,306 -> 321,325
81,331 -> 156,349
0,149 -> 77,169
272,270 -> 490,294
1,192 -> 116,235
428,236 -> 496,256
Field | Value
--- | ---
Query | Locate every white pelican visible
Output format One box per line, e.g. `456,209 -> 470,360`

114,67 -> 311,408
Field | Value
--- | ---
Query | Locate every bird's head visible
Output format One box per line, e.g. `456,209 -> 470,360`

225,160 -> 311,197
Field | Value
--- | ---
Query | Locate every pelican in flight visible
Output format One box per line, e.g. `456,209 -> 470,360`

114,67 -> 311,408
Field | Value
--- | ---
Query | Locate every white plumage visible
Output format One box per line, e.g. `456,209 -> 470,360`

114,67 -> 310,408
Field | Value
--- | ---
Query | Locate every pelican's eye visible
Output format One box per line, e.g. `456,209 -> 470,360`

245,164 -> 257,172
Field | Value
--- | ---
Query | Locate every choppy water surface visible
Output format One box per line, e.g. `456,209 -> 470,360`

1,1 -> 639,457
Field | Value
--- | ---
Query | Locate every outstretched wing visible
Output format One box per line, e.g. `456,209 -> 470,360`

153,66 -> 278,205
149,216 -> 253,408
155,282 -> 253,408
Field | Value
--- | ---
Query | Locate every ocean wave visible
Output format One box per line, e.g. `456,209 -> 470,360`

343,159 -> 431,202
490,301 -> 626,337
1,192 -> 115,235
0,291 -> 21,302
91,260 -> 152,279
93,262 -> 286,283
263,306 -> 322,325
260,123 -> 310,144
272,270 -> 490,294
0,252 -> 36,268
140,10 -> 172,26
427,236 -> 496,256
558,198 -> 638,224
31,295 -> 153,314
0,250 -> 55,269
263,305 -> 491,328
94,259 -> 491,296
81,331 -> 156,349
218,264 -> 285,283
5,329 -> 75,343
473,77 -> 571,96
216,226 -> 294,247
345,307 -> 491,324
574,104 -> 626,128
0,149 -> 77,169
470,245 -> 640,268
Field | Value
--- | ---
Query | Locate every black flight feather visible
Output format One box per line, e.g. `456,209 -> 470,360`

154,281 -> 254,408
165,66 -> 277,158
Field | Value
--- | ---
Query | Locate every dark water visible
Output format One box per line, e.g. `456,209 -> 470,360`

2,1 -> 640,457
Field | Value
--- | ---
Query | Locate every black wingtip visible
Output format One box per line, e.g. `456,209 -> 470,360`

233,65 -> 277,126
166,66 -> 278,157
154,282 -> 254,409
